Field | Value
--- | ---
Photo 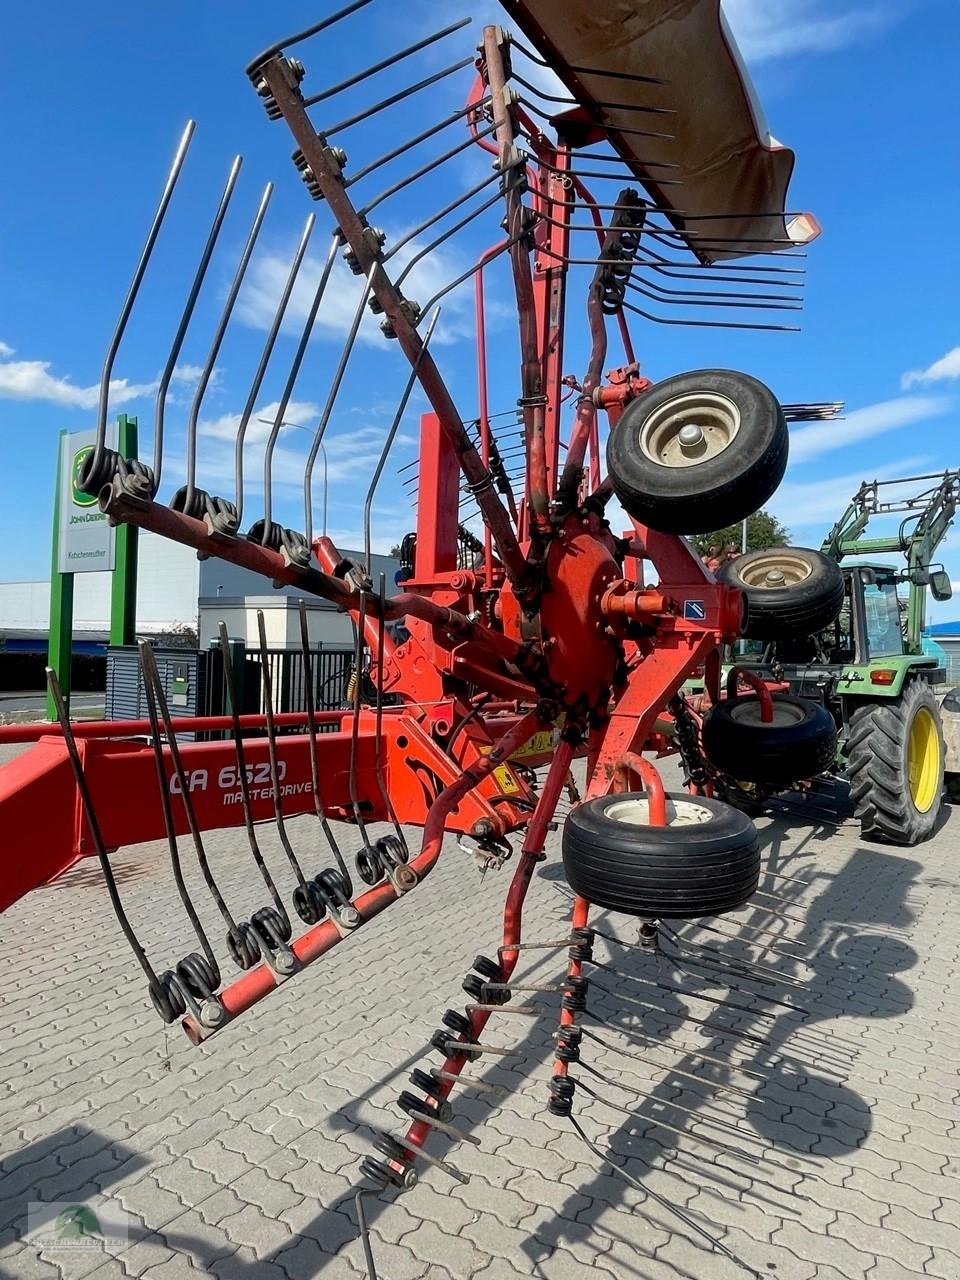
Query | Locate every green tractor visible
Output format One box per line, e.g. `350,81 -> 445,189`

711,471 -> 959,845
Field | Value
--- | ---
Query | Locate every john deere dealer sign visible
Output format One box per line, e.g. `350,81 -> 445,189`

57,426 -> 117,573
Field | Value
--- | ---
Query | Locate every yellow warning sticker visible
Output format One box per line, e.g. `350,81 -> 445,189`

510,729 -> 557,760
493,764 -> 522,795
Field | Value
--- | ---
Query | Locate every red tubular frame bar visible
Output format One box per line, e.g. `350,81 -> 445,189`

401,733 -> 577,1160
725,664 -> 774,722
182,709 -> 546,1043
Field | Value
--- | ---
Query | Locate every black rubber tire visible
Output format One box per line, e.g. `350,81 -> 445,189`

702,693 -> 837,788
562,793 -> 759,919
606,369 -> 788,534
717,547 -> 844,640
847,679 -> 944,846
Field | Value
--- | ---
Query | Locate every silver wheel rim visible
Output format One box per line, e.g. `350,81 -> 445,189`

606,797 -> 713,827
730,700 -> 805,728
638,391 -> 741,469
738,550 -> 814,590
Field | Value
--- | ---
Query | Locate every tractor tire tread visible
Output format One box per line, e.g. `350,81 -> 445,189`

845,680 -> 944,846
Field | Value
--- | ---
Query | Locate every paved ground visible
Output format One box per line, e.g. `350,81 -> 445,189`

1,752 -> 959,1280
0,692 -> 105,720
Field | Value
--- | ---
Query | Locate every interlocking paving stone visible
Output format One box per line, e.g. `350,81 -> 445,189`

1,754 -> 958,1279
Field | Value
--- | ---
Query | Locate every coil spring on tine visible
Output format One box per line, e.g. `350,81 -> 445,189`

293,878 -> 327,924
376,833 -> 408,866
441,1008 -> 473,1036
169,486 -> 239,536
547,1074 -> 576,1117
568,927 -> 595,964
251,905 -> 292,948
355,845 -> 384,886
312,867 -> 360,927
227,922 -> 263,970
176,952 -> 220,999
150,971 -> 188,1023
246,518 -> 311,565
358,1156 -> 392,1191
555,1025 -> 582,1064
409,1067 -> 445,1102
78,449 -> 156,503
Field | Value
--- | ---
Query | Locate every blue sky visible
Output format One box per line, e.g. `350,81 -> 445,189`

1,0 -> 958,618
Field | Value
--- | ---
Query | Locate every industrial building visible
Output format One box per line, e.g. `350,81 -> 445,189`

0,532 -> 399,654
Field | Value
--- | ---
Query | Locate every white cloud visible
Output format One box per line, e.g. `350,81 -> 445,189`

788,395 -> 952,465
721,0 -> 887,62
0,348 -> 203,411
237,230 -> 479,348
772,455 -> 934,528
902,346 -> 960,390
200,399 -> 320,444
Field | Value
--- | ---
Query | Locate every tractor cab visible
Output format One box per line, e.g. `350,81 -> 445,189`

820,563 -> 907,667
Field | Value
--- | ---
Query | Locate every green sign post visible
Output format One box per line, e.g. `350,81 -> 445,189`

46,416 -> 139,719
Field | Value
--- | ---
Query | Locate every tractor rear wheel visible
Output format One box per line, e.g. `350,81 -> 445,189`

701,692 -> 837,788
717,546 -> 844,639
847,679 -> 944,845
562,793 -> 760,919
606,369 -> 788,534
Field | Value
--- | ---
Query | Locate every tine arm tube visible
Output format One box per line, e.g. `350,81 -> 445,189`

258,56 -> 530,593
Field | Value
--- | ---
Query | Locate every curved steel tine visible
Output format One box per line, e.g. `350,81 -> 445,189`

138,643 -> 242,936
622,299 -> 799,334
296,601 -> 354,892
302,17 -> 472,109
347,590 -> 374,851
346,97 -> 492,190
392,192 -> 505,291
139,642 -> 221,975
359,123 -> 498,219
261,231 -> 341,536
154,155 -> 243,493
234,213 -> 315,527
383,170 -> 502,265
245,0 -> 374,78
374,573 -> 407,856
215,622 -> 291,929
363,307 -> 440,569
303,261 -> 378,546
45,666 -> 162,989
511,70 -> 673,116
509,35 -> 666,87
255,609 -> 310,890
87,121 -> 195,490
323,57 -> 475,138
181,181 -> 273,512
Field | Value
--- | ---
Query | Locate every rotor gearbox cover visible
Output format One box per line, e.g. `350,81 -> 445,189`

540,522 -> 622,709
562,792 -> 760,919
606,369 -> 788,534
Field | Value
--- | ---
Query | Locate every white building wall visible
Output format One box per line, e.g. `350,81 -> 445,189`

0,533 -> 199,634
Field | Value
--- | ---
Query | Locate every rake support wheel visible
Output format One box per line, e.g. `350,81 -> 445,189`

606,369 -> 788,534
847,679 -> 944,846
717,546 -> 844,640
702,693 -> 837,789
562,793 -> 760,919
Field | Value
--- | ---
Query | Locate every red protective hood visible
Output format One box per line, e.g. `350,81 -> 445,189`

499,0 -> 819,263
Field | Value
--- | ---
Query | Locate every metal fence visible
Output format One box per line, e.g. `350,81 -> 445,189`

204,643 -> 355,721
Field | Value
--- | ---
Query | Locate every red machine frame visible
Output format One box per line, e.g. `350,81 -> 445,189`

0,21 -> 758,1183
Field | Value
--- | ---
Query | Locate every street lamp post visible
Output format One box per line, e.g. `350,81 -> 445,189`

255,417 -> 328,537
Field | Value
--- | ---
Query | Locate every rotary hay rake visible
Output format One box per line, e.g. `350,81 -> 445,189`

0,2 -> 872,1275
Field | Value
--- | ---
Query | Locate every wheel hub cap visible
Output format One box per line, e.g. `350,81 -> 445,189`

638,391 -> 741,469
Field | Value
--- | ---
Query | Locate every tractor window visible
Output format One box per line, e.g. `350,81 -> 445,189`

862,580 -> 904,658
